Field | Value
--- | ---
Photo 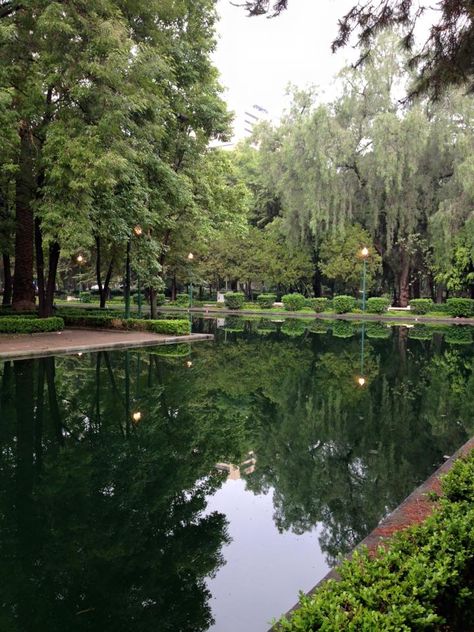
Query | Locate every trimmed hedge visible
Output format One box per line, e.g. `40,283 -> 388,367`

281,293 -> 306,311
331,320 -> 355,338
308,297 -> 329,313
0,317 -> 64,334
366,297 -> 390,314
79,291 -> 92,303
409,298 -> 433,314
175,293 -> 190,307
447,297 -> 474,318
333,295 -> 356,314
278,450 -> 474,632
146,319 -> 191,335
224,292 -> 245,310
257,293 -> 277,309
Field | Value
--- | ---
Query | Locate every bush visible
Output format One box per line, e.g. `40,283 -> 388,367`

444,326 -> 473,345
428,302 -> 451,314
156,293 -> 166,306
281,293 -> 306,311
63,314 -> 190,335
79,291 -> 92,303
257,293 -> 276,309
224,292 -> 245,310
278,450 -> 474,632
409,298 -> 433,314
175,293 -> 190,307
366,297 -> 390,314
307,297 -> 329,313
146,319 -> 191,336
0,317 -> 64,334
333,295 -> 356,314
331,320 -> 355,338
446,298 -> 474,318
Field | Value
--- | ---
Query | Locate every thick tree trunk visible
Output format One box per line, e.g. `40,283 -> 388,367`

436,283 -> 445,304
45,242 -> 60,316
247,280 -> 252,300
101,257 -> 114,309
397,253 -> 410,307
171,275 -> 177,301
149,288 -> 157,319
2,254 -> 12,305
312,269 -> 322,297
12,126 -> 36,311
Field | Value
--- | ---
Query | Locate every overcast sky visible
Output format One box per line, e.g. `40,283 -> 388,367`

213,0 -> 356,140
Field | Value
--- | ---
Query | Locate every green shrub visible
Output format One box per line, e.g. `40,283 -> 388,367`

444,326 -> 473,345
224,292 -> 245,310
333,295 -> 356,314
365,322 -> 391,339
0,317 -> 64,334
428,302 -> 450,314
146,319 -> 190,336
281,318 -> 306,337
257,293 -> 276,309
175,293 -> 190,307
156,293 -> 166,306
446,298 -> 474,318
281,293 -> 306,311
409,298 -> 433,314
331,320 -> 355,338
366,297 -> 390,314
307,297 -> 329,313
278,450 -> 474,632
79,291 -> 92,303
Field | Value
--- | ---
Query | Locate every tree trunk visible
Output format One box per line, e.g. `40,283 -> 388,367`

149,287 -> 157,318
312,269 -> 322,297
101,257 -> 114,309
96,235 -> 103,306
436,283 -> 445,304
412,276 -> 421,299
247,280 -> 252,300
397,252 -> 410,307
35,218 -> 59,317
2,253 -> 12,305
44,242 -> 60,316
171,275 -> 177,301
12,125 -> 36,311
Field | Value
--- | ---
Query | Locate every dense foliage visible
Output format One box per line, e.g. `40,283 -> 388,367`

410,299 -> 434,315
277,450 -> 474,631
282,293 -> 306,311
0,316 -> 63,333
366,297 -> 390,314
333,296 -> 356,314
224,292 -> 245,310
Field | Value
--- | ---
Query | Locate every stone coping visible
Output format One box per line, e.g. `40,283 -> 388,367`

0,328 -> 213,361
272,434 -> 474,630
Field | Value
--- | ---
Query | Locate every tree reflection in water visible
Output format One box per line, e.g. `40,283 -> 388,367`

0,321 -> 473,628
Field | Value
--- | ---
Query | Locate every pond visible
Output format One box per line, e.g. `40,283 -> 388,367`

1,317 -> 473,631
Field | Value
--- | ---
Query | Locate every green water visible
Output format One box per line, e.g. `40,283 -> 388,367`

0,318 -> 473,631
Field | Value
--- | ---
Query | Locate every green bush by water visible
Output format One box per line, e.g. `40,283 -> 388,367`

409,298 -> 433,314
282,293 -> 306,311
257,293 -> 277,309
307,297 -> 329,313
277,450 -> 474,632
0,317 -> 64,333
175,293 -> 190,307
447,298 -> 474,318
333,295 -> 356,314
224,292 -> 245,310
366,297 -> 390,314
63,314 -> 190,335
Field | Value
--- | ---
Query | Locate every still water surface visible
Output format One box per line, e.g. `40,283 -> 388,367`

0,317 -> 473,631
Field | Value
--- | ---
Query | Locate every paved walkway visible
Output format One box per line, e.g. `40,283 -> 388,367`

0,329 -> 213,361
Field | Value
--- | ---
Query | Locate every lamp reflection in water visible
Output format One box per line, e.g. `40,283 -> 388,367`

356,322 -> 366,387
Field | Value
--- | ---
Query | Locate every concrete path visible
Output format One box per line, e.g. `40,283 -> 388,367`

0,329 -> 213,361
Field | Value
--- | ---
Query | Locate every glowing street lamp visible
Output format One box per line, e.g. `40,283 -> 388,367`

76,255 -> 85,293
187,252 -> 194,308
132,411 -> 142,423
357,376 -> 366,387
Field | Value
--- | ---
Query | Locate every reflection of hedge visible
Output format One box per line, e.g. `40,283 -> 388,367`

281,318 -> 306,337
444,326 -> 473,345
309,320 -> 329,334
331,320 -> 355,338
408,325 -> 433,341
223,316 -> 245,332
151,343 -> 192,357
365,322 -> 391,339
256,319 -> 277,334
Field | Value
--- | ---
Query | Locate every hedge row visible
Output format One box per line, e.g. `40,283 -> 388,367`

278,450 -> 474,631
0,317 -> 64,334
63,314 -> 190,336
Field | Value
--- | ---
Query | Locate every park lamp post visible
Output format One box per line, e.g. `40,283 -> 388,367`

360,247 -> 369,312
76,255 -> 85,293
134,226 -> 143,318
187,252 -> 194,308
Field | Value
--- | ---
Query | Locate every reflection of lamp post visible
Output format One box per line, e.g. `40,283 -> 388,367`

76,255 -> 85,293
357,322 -> 366,387
187,252 -> 194,308
360,247 -> 369,312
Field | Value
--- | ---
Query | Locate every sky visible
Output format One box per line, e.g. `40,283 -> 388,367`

212,0 -> 356,141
